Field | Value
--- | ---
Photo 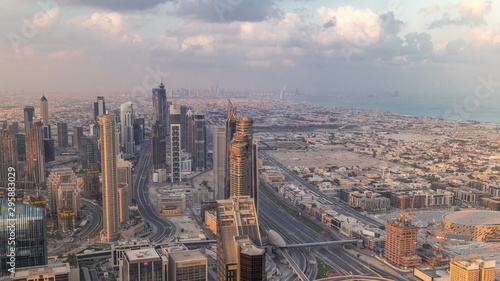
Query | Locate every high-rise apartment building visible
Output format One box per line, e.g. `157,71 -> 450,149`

229,133 -> 251,197
81,136 -> 100,172
25,122 -> 45,187
0,130 -> 18,185
170,104 -> 182,182
186,109 -> 195,155
449,257 -> 496,281
73,126 -> 83,150
120,102 -> 136,155
224,101 -> 238,198
213,126 -> 226,200
216,196 -> 263,281
47,168 -> 78,216
117,158 -> 133,213
57,122 -> 69,148
194,112 -> 206,171
0,199 -> 48,277
24,106 -> 35,133
99,114 -> 120,242
40,95 -> 49,124
152,83 -> 167,169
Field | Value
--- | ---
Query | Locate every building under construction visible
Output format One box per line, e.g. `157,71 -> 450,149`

384,198 -> 422,269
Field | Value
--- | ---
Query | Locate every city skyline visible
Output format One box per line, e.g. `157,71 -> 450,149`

1,1 -> 499,96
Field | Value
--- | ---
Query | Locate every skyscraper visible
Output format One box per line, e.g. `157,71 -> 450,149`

47,168 -> 78,217
0,129 -> 18,185
94,96 -> 106,120
229,133 -> 251,197
194,112 -> 206,171
185,109 -> 195,155
99,114 -> 120,242
152,83 -> 167,169
57,122 -> 69,148
40,95 -> 49,124
384,200 -> 421,269
213,126 -> 226,200
0,199 -> 48,277
25,122 -> 45,187
216,196 -> 263,281
117,158 -> 133,204
43,124 -> 54,162
120,102 -> 136,155
170,104 -> 182,182
73,126 -> 83,149
24,106 -> 35,133
235,236 -> 266,281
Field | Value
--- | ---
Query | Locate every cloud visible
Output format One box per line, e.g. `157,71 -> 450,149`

469,28 -> 500,47
80,12 -> 124,34
421,5 -> 441,15
174,0 -> 281,22
429,0 -> 492,29
69,0 -> 170,11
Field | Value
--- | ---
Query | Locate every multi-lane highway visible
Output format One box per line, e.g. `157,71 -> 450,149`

79,199 -> 102,240
133,142 -> 176,242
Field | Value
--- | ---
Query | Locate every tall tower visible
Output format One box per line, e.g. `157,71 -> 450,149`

26,122 -> 45,187
194,111 -> 206,171
216,196 -> 263,281
213,126 -> 227,200
229,133 -> 251,197
94,96 -> 106,120
384,199 -> 421,269
73,126 -> 83,150
185,109 -> 195,155
0,130 -> 18,185
152,83 -> 167,169
170,105 -> 182,182
40,95 -> 49,124
24,106 -> 35,133
99,114 -> 120,242
224,101 -> 238,198
120,102 -> 135,155
57,122 -> 69,148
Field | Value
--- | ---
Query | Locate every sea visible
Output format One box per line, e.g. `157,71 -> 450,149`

287,92 -> 500,125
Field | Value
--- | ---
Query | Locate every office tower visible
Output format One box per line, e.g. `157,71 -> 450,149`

72,126 -> 83,149
10,263 -> 77,281
57,122 -> 69,147
133,118 -> 145,145
152,83 -> 167,169
0,199 -> 48,277
120,102 -> 136,155
111,238 -> 151,267
80,136 -> 100,171
94,96 -> 106,120
89,122 -> 99,138
235,116 -> 259,208
43,124 -> 54,162
194,112 -> 206,171
47,168 -> 78,215
224,101 -> 238,198
9,122 -> 19,134
24,106 -> 35,133
180,105 -> 187,150
121,248 -> 164,281
99,114 -> 120,242
16,134 -> 26,161
229,133 -> 251,197
0,130 -> 18,185
186,109 -> 195,155
235,236 -> 266,281
170,105 -> 182,182
168,249 -> 208,281
216,196 -> 263,281
40,95 -> 49,124
384,201 -> 421,269
25,122 -> 45,187
449,257 -> 496,281
117,157 -> 133,205
118,183 -> 130,223
213,126 -> 226,200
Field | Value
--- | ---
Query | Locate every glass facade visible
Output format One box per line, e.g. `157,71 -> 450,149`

0,199 -> 48,276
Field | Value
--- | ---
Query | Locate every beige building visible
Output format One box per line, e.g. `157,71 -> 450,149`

99,114 -> 120,242
158,193 -> 186,215
11,263 -> 79,281
204,210 -> 217,234
443,210 -> 500,241
118,183 -> 130,223
168,249 -> 208,281
449,256 -> 496,281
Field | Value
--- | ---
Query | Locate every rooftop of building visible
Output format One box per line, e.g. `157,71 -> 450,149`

125,248 -> 160,262
11,263 -> 70,278
443,210 -> 500,226
169,249 -> 206,263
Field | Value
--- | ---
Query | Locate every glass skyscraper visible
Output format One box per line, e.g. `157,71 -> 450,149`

0,199 -> 48,276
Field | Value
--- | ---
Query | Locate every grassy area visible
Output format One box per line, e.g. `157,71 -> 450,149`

315,257 -> 336,279
259,184 -> 336,240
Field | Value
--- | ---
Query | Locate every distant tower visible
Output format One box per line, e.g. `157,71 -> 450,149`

185,109 -> 196,156
0,130 -> 18,185
24,106 -> 35,133
213,126 -> 227,200
80,136 -> 100,172
384,198 -> 422,269
152,83 -> 167,169
57,122 -> 69,148
194,112 -> 206,171
170,105 -> 182,182
40,95 -> 49,124
120,102 -> 135,155
25,122 -> 45,187
94,96 -> 106,120
99,114 -> 120,242
229,133 -> 251,197
280,86 -> 285,100
73,126 -> 83,150
224,100 -> 238,198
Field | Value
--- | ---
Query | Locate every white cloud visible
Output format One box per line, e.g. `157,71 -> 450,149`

458,0 -> 492,20
80,12 -> 124,34
469,28 -> 500,47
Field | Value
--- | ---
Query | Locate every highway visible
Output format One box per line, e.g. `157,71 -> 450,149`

262,151 -> 383,227
79,199 -> 102,240
133,142 -> 176,242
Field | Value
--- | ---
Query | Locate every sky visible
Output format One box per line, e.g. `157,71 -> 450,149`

1,0 -> 499,96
